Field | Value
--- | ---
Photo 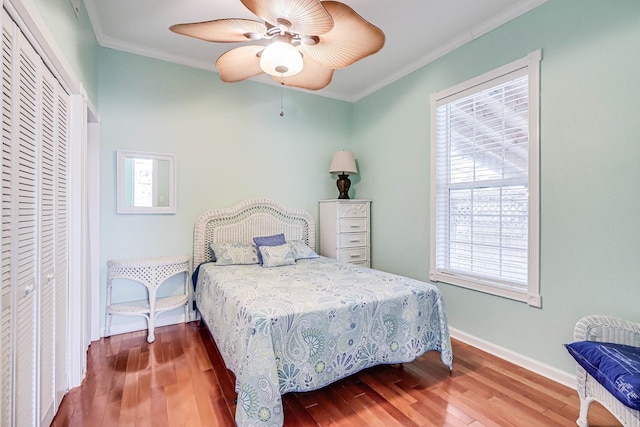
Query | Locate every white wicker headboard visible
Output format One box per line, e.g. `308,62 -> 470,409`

193,198 -> 316,267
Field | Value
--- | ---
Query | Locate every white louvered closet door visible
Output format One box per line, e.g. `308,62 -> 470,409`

1,17 -> 15,427
39,62 -> 58,426
55,77 -> 69,413
14,20 -> 40,427
1,9 -> 71,426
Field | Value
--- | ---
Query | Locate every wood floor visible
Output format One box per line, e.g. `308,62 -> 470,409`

51,321 -> 620,426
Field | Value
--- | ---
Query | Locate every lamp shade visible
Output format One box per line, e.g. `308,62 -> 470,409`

329,151 -> 357,175
260,38 -> 303,78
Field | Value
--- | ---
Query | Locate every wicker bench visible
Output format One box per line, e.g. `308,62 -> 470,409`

569,315 -> 640,426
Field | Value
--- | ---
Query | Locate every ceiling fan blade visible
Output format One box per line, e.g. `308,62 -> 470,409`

300,1 -> 385,69
241,0 -> 333,35
274,55 -> 333,90
216,46 -> 264,82
170,19 -> 267,43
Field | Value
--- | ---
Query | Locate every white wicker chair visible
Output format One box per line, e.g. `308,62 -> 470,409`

573,315 -> 640,426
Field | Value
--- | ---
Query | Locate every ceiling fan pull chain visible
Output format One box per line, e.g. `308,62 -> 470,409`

280,79 -> 285,116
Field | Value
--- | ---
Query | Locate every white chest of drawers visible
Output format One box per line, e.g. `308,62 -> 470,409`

319,199 -> 371,267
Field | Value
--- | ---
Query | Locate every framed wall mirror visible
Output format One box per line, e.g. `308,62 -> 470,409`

116,150 -> 177,214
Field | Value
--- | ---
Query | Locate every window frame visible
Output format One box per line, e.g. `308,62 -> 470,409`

429,50 -> 542,307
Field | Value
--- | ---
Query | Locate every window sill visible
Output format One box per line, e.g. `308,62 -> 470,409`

430,271 -> 542,308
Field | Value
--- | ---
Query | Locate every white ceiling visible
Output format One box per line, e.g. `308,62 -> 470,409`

84,0 -> 547,102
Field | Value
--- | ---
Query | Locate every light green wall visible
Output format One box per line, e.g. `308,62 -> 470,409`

31,0 -> 99,102
35,0 -> 640,378
352,0 -> 640,375
98,48 -> 351,322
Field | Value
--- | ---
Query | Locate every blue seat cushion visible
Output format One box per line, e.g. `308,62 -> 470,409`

565,341 -> 640,410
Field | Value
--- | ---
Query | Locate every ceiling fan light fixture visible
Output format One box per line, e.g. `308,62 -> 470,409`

259,37 -> 303,77
170,0 -> 385,90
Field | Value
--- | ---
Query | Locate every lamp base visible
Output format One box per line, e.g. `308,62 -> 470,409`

336,174 -> 351,199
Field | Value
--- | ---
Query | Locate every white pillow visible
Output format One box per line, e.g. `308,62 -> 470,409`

288,240 -> 319,260
210,242 -> 259,265
260,244 -> 296,268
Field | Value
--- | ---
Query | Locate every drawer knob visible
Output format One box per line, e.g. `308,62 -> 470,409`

350,254 -> 361,258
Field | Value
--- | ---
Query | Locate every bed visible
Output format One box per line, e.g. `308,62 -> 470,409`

192,198 -> 453,426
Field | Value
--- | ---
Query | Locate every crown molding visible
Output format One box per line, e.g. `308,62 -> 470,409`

84,0 -> 548,103
351,0 -> 548,102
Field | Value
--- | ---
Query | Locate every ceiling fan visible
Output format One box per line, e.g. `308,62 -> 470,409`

170,0 -> 385,91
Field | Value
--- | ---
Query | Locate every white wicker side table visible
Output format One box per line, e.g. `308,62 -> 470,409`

105,255 -> 190,343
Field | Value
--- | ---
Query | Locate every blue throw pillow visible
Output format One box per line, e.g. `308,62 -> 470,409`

253,233 -> 286,265
565,341 -> 640,410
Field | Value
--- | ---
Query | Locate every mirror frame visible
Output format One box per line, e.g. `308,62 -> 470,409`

116,149 -> 177,214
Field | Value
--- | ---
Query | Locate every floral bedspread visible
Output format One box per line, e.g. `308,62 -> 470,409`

195,257 -> 453,426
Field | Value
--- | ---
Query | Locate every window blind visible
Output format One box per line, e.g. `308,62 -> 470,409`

433,73 -> 530,291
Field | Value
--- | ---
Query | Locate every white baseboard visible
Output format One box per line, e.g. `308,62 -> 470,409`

449,326 -> 576,390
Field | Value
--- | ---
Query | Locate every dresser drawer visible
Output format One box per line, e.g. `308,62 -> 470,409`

349,260 -> 370,267
338,247 -> 368,263
339,203 -> 368,218
319,199 -> 371,267
339,232 -> 368,248
339,217 -> 367,232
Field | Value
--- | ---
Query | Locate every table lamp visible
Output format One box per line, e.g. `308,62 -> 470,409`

329,151 -> 358,199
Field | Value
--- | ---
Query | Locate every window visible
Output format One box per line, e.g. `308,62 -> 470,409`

430,51 -> 541,307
